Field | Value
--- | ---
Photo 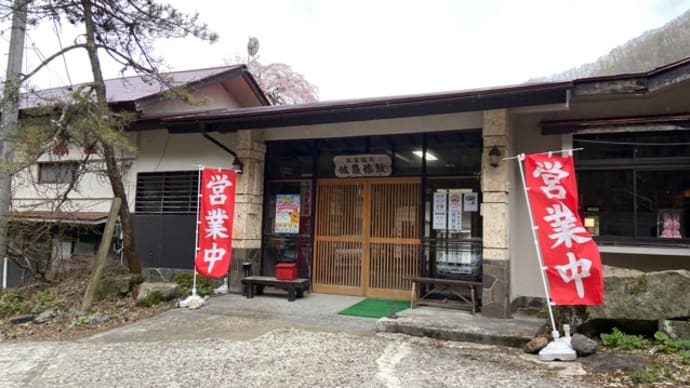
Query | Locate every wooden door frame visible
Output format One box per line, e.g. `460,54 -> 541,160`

313,177 -> 421,298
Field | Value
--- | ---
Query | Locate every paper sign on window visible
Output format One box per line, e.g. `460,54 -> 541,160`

275,194 -> 300,234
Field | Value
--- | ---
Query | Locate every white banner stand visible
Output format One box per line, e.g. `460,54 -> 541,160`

179,166 -> 207,310
516,152 -> 577,362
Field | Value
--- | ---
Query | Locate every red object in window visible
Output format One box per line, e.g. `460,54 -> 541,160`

275,263 -> 297,280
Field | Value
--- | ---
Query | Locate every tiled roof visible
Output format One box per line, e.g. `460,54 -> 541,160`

19,65 -> 246,109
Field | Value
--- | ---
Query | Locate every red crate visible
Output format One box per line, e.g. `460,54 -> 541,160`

275,263 -> 297,280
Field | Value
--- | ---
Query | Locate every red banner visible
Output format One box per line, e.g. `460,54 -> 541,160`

195,168 -> 236,278
524,154 -> 603,305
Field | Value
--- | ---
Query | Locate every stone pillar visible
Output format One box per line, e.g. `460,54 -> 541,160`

228,130 -> 265,292
481,109 -> 512,318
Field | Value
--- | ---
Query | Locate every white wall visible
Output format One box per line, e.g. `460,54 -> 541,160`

509,113 -> 564,300
139,84 -> 241,118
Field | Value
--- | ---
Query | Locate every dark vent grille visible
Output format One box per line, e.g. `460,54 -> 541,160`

135,171 -> 199,214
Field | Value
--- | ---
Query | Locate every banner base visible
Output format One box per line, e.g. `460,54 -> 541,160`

178,293 -> 206,310
538,338 -> 577,362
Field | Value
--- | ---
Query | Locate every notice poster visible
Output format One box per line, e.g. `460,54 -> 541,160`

448,192 -> 462,230
463,192 -> 478,212
275,194 -> 300,234
433,192 -> 447,230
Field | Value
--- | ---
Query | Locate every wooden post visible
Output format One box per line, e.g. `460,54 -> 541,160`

82,197 -> 122,311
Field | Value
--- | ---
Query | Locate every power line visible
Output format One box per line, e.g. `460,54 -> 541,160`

52,19 -> 73,87
575,138 -> 690,146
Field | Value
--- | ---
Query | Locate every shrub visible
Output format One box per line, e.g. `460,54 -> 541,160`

600,327 -> 647,350
71,315 -> 90,327
31,291 -> 55,313
0,289 -> 30,316
172,273 -> 217,297
135,291 -> 163,308
654,331 -> 690,353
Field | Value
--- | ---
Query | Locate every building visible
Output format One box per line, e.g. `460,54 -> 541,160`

9,58 -> 690,318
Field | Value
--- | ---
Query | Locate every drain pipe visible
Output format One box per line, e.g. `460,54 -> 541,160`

200,125 -> 244,174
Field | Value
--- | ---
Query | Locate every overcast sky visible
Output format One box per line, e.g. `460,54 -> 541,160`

3,0 -> 690,101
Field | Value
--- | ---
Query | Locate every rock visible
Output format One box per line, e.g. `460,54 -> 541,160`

659,319 -> 690,340
10,314 -> 34,324
144,268 -> 180,282
571,333 -> 597,356
97,276 -> 131,300
524,336 -> 548,354
34,308 -> 61,324
71,309 -> 85,317
585,266 -> 690,321
137,282 -> 180,302
89,312 -> 111,325
583,352 -> 648,373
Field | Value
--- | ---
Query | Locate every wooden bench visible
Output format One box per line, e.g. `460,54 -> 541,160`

408,276 -> 482,314
241,276 -> 310,302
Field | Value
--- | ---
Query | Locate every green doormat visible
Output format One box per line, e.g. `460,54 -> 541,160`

338,298 -> 410,319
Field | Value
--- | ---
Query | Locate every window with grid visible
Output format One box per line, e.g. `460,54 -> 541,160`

135,171 -> 199,214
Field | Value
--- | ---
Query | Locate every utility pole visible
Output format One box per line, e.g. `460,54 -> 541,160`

0,0 -> 29,275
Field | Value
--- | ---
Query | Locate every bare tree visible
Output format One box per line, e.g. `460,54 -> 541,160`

0,0 -> 218,283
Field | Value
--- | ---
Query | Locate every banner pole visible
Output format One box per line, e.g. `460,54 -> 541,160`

517,154 -> 559,338
192,165 -> 203,297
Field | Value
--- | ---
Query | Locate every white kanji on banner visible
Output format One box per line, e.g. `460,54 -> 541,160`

543,203 -> 591,248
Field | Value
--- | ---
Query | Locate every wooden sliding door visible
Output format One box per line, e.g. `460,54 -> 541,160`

313,178 -> 421,299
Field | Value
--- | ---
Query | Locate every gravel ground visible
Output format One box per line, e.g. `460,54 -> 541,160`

0,328 -> 594,388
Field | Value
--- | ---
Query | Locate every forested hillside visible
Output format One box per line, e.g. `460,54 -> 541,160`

530,9 -> 690,82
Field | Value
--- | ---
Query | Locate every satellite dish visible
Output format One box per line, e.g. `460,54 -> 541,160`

247,37 -> 259,57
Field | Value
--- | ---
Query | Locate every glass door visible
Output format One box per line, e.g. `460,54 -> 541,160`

423,177 -> 482,281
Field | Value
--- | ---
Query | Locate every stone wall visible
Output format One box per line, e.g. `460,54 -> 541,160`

481,109 -> 512,318
228,130 -> 265,292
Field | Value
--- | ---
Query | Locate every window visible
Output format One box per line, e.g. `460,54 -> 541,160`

574,130 -> 690,245
38,162 -> 78,184
135,171 -> 198,214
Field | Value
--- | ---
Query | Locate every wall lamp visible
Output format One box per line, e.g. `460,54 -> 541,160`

489,146 -> 502,168
231,157 -> 244,175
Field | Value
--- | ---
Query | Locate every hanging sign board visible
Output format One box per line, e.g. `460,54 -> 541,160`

333,154 -> 392,177
275,194 -> 300,234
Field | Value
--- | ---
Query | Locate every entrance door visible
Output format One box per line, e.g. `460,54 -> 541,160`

313,178 -> 421,299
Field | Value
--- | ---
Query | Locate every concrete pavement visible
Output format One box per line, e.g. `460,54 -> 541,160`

0,292 -> 596,388
86,291 -> 543,348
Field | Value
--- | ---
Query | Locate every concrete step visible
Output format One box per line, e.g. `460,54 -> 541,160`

377,307 -> 543,348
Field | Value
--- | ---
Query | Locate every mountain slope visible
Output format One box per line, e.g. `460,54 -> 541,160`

530,9 -> 690,82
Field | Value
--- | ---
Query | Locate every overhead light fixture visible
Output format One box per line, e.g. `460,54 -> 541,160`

412,150 -> 438,161
489,146 -> 502,168
232,157 -> 244,174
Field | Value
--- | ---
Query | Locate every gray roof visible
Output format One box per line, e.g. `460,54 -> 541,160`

20,65 -> 247,109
